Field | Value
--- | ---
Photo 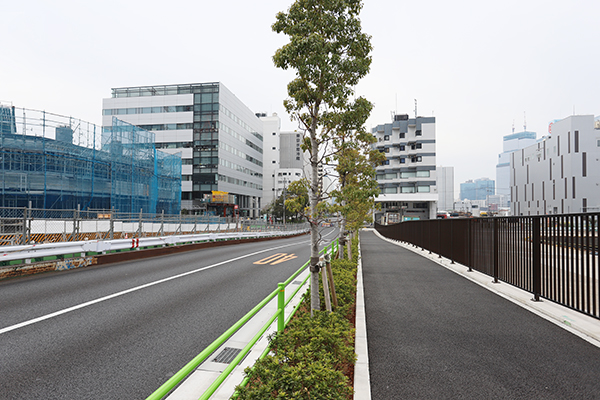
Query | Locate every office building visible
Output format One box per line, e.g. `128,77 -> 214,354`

103,82 -> 265,217
436,166 -> 454,211
460,178 -> 495,201
510,114 -> 600,215
261,118 -> 305,207
496,130 -> 536,205
373,114 -> 437,223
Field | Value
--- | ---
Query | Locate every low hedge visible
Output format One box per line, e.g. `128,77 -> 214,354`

235,236 -> 359,400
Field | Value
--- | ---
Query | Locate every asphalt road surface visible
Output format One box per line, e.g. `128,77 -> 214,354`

0,228 -> 337,399
360,230 -> 600,400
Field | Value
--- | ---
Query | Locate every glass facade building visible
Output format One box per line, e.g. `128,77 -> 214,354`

102,82 -> 264,217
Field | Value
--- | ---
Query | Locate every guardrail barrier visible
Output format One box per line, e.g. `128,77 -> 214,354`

146,238 -> 339,400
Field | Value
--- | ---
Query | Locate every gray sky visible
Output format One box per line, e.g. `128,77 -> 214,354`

2,0 -> 599,197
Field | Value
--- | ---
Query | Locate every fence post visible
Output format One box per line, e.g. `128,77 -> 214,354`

468,220 -> 473,272
21,206 -> 28,245
532,217 -> 541,301
277,282 -> 285,333
138,208 -> 143,238
493,218 -> 499,283
159,210 -> 164,236
109,208 -> 114,240
72,205 -> 80,242
450,220 -> 454,264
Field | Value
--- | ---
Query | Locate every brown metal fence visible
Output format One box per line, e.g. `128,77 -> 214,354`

375,214 -> 600,320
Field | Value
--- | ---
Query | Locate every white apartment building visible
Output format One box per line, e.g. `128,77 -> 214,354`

102,82 -> 267,217
373,114 -> 437,223
436,166 -> 454,212
262,126 -> 305,208
510,114 -> 600,215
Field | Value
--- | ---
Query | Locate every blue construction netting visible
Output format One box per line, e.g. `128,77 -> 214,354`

0,105 -> 181,214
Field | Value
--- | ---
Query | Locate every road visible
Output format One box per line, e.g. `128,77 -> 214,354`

0,228 -> 337,399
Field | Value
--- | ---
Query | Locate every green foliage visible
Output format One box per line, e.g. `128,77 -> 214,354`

272,0 -> 372,315
236,240 -> 360,399
284,178 -> 310,221
237,356 -> 352,400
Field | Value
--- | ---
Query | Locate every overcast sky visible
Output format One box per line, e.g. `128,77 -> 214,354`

2,0 -> 599,197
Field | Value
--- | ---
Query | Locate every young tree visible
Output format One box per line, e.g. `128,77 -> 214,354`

333,140 -> 384,258
284,178 -> 310,221
273,0 -> 372,313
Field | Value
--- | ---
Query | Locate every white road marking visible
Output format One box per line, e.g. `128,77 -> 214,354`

0,240 -> 312,335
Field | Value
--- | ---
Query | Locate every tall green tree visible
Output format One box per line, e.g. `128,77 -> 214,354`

273,0 -> 372,313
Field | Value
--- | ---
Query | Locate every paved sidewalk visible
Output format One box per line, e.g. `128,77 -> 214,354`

360,230 -> 600,400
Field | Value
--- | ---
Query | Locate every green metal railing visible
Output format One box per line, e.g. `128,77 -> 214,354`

146,238 -> 339,400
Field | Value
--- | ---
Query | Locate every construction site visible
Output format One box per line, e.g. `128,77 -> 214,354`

0,104 -> 181,214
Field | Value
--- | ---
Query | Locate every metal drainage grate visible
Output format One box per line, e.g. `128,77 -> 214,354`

213,347 -> 243,364
292,280 -> 302,285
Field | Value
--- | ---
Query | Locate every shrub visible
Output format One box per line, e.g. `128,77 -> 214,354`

235,238 -> 359,400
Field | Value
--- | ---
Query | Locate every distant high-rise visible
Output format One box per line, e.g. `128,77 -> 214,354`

496,130 -> 536,197
460,178 -> 495,201
0,105 -> 16,135
436,166 -> 454,211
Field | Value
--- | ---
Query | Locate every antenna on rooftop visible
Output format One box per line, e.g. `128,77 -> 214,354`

414,99 -> 417,118
512,120 -> 515,134
524,111 -> 527,131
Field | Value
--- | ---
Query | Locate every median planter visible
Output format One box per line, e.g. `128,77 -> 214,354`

236,236 -> 359,399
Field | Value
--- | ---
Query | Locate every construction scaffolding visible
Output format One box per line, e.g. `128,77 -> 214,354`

0,105 -> 181,214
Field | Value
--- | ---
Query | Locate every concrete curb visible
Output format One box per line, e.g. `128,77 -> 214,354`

354,232 -> 371,399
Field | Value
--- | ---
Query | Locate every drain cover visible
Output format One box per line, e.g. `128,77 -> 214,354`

292,280 -> 302,285
213,347 -> 242,364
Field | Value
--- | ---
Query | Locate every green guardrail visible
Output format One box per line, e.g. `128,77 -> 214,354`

146,238 -> 339,400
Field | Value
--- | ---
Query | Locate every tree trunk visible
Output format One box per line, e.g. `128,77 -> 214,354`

309,116 -> 320,315
339,206 -> 347,260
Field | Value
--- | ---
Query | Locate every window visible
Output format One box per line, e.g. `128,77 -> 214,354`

416,171 -> 430,177
272,147 -> 276,150
384,135 -> 390,141
399,133 -> 405,139
272,132 -> 276,135
383,187 -> 397,194
382,160 -> 390,165
411,156 -> 422,163
272,160 -> 276,163
384,148 -> 390,153
415,129 -> 422,136
411,143 -> 422,150
401,187 -> 415,193
400,158 -> 406,164
417,186 -> 430,193
399,145 -> 405,151
400,171 -> 416,178
378,173 -> 397,180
